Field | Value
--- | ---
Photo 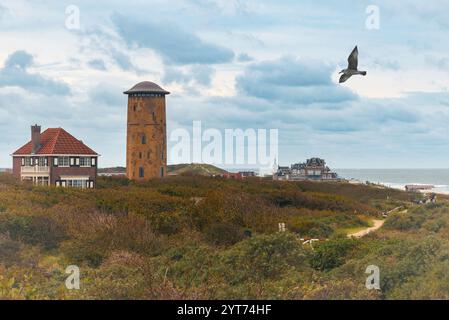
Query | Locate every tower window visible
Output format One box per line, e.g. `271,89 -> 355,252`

139,152 -> 142,159
152,112 -> 156,121
141,134 -> 146,144
139,167 -> 144,178
161,167 -> 164,177
133,105 -> 137,111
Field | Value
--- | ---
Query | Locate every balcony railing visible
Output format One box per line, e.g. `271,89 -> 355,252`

21,166 -> 50,174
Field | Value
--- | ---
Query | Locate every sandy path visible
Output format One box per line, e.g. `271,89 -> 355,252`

347,219 -> 385,238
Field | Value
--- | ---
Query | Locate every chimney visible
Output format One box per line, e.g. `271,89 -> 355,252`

31,124 -> 41,154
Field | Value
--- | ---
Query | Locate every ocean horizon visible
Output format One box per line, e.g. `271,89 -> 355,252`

335,168 -> 449,194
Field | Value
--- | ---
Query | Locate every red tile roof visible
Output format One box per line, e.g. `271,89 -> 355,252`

12,128 -> 98,155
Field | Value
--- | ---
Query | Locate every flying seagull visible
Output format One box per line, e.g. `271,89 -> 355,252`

339,46 -> 367,83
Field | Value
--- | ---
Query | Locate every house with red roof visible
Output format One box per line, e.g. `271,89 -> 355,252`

11,125 -> 99,188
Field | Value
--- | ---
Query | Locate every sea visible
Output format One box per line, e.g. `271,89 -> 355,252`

336,169 -> 449,194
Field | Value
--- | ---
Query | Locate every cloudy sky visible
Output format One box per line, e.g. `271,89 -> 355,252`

1,0 -> 449,169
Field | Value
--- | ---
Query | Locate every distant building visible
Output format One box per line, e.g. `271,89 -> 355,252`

219,172 -> 243,180
238,171 -> 256,177
219,171 -> 257,179
11,125 -> 99,188
98,167 -> 127,177
274,158 -> 338,181
405,184 -> 434,192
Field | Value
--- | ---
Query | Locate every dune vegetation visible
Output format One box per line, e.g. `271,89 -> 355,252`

0,172 -> 447,299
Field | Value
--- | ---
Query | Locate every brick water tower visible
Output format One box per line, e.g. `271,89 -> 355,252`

124,81 -> 169,180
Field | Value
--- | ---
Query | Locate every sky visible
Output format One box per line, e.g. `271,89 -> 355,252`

1,0 -> 449,169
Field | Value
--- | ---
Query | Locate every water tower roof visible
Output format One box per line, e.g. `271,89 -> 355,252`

124,81 -> 170,95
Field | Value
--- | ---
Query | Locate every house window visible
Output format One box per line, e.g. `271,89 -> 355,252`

141,134 -> 146,144
58,157 -> 70,167
139,152 -> 142,159
139,167 -> 144,178
152,112 -> 156,121
24,157 -> 32,166
38,157 -> 47,167
80,157 -> 91,167
91,157 -> 96,166
65,179 -> 89,188
160,167 -> 164,177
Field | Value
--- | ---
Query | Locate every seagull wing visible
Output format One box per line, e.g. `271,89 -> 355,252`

347,46 -> 358,70
339,73 -> 352,83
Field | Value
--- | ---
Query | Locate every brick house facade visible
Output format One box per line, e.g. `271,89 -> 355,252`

11,125 -> 99,188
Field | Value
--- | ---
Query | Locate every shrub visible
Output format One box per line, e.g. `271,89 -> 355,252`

204,223 -> 245,246
289,220 -> 334,238
310,238 -> 359,271
0,238 -> 23,266
145,211 -> 183,235
61,214 -> 163,267
384,211 -> 426,231
0,215 -> 67,250
221,232 -> 308,283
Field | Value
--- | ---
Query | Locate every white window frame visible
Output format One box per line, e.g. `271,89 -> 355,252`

25,157 -> 32,167
58,156 -> 70,167
80,157 -> 91,167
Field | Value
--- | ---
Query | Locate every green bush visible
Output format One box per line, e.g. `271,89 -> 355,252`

62,215 -> 163,267
61,237 -> 106,267
0,215 -> 67,250
384,211 -> 426,231
289,220 -> 334,238
204,223 -> 245,246
145,211 -> 183,235
221,232 -> 308,283
310,238 -> 359,271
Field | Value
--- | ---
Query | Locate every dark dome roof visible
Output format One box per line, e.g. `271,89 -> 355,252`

123,81 -> 170,95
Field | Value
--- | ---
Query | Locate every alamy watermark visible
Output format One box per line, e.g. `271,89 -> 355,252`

65,5 -> 80,30
365,5 -> 380,30
65,265 -> 80,290
169,121 -> 278,173
365,265 -> 380,290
